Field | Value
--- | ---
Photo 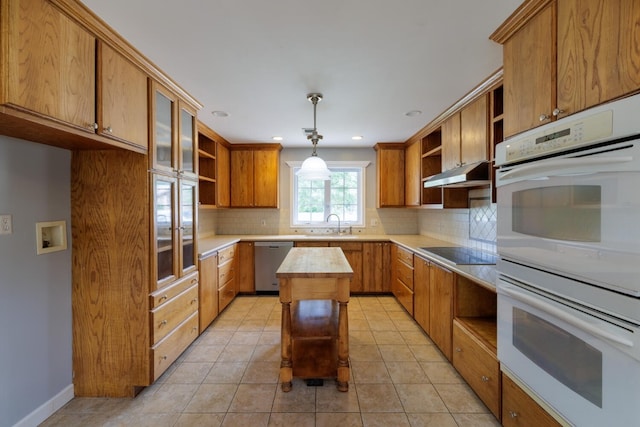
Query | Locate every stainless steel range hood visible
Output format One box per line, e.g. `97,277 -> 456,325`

423,161 -> 491,188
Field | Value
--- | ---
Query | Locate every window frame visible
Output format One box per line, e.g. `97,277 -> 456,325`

287,161 -> 369,228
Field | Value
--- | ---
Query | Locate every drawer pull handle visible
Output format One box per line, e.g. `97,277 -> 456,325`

455,347 -> 462,353
509,411 -> 518,418
160,320 -> 167,326
191,279 -> 197,284
159,295 -> 168,302
191,298 -> 198,304
161,355 -> 167,360
481,375 -> 489,382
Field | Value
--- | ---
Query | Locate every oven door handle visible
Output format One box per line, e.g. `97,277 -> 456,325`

498,156 -> 633,180
501,284 -> 634,348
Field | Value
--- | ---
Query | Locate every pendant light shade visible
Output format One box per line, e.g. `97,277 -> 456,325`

296,93 -> 331,180
297,155 -> 332,180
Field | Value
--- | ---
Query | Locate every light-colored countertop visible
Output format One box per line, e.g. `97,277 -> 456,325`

198,233 -> 497,291
276,247 -> 353,278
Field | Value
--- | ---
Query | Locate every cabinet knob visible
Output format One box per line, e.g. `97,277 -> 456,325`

539,113 -> 551,122
552,108 -> 565,117
104,126 -> 113,133
160,320 -> 167,326
90,123 -> 98,130
161,355 -> 167,360
455,347 -> 462,353
509,411 -> 518,418
191,298 -> 198,304
481,375 -> 489,382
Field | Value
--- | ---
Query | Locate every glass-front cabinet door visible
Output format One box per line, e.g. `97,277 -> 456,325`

151,83 -> 177,174
179,180 -> 197,275
178,103 -> 197,179
153,174 -> 177,289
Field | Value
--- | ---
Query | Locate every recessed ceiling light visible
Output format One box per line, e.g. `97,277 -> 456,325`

405,110 -> 422,117
211,110 -> 229,118
272,136 -> 283,141
352,136 -> 363,140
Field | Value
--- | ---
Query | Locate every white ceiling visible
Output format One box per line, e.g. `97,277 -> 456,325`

82,0 -> 520,148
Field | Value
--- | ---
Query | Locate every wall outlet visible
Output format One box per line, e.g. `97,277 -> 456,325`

0,215 -> 12,235
370,218 -> 379,227
261,219 -> 267,227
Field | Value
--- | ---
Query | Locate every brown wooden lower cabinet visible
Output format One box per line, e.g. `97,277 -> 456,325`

218,244 -> 237,312
413,255 -> 430,336
452,319 -> 500,418
237,241 -> 255,293
429,262 -> 454,360
330,242 -> 363,293
362,242 -> 390,292
391,244 -> 414,314
502,372 -> 562,427
198,252 -> 218,331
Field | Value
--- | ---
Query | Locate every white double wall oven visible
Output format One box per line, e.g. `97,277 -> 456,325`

495,94 -> 640,426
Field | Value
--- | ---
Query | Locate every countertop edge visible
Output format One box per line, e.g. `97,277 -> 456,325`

198,234 -> 496,291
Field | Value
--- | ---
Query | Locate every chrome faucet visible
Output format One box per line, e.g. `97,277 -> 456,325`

326,213 -> 341,234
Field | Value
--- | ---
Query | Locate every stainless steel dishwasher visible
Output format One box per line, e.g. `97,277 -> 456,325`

254,241 -> 293,293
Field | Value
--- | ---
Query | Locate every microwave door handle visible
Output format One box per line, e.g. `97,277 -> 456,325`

501,284 -> 634,348
499,156 -> 633,180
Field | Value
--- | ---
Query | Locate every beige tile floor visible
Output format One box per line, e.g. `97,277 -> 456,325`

41,295 -> 500,427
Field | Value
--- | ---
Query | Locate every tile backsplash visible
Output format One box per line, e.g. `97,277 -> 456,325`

417,188 -> 496,254
199,188 -> 496,254
199,207 -> 418,236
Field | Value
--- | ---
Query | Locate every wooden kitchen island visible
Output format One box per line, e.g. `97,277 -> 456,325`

276,247 -> 353,392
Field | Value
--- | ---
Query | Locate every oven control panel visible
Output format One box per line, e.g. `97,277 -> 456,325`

497,110 -> 613,164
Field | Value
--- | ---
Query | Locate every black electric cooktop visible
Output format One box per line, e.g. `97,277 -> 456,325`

419,246 -> 497,265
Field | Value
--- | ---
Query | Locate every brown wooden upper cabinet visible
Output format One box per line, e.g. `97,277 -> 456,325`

230,145 -> 280,208
150,82 -> 198,180
1,0 -> 148,151
441,95 -> 489,171
375,143 -> 405,208
197,122 -> 231,208
492,0 -> 640,138
404,140 -> 421,206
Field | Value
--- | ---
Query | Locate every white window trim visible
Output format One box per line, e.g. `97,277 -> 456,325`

286,160 -> 370,228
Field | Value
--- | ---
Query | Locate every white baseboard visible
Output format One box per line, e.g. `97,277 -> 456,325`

13,384 -> 74,427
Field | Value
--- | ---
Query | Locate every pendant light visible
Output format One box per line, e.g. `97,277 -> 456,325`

297,93 -> 332,180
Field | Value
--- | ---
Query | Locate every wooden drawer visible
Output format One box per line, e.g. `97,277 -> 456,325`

502,372 -> 562,427
395,245 -> 414,267
151,284 -> 199,344
394,259 -> 414,290
295,241 -> 329,247
452,319 -> 500,418
218,244 -> 236,265
151,312 -> 199,381
150,271 -> 198,308
218,259 -> 235,288
392,278 -> 414,316
329,241 -> 363,251
218,278 -> 236,312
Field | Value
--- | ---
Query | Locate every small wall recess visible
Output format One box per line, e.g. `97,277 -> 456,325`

36,220 -> 67,255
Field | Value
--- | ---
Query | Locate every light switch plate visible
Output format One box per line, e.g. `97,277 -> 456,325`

0,215 -> 12,235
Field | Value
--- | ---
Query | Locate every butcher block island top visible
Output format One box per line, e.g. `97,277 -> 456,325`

276,247 -> 354,277
276,247 -> 353,392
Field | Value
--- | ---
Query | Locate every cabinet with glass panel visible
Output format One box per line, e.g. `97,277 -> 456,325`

150,81 -> 198,291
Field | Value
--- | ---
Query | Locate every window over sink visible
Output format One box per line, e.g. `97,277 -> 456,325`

288,161 -> 368,228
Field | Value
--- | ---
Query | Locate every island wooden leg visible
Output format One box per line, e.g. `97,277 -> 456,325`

280,301 -> 293,392
336,301 -> 349,392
